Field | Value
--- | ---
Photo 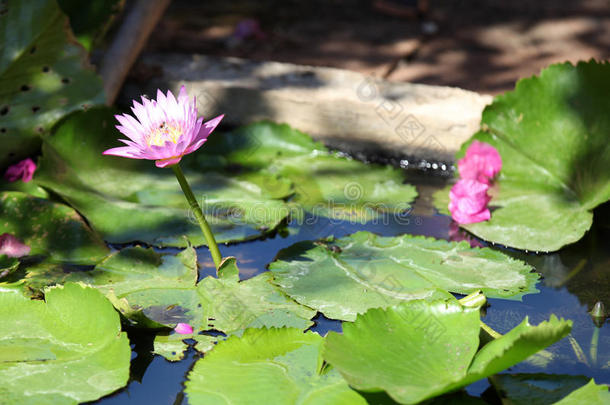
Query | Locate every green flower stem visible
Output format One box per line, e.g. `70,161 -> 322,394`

590,326 -> 600,366
172,163 -> 222,270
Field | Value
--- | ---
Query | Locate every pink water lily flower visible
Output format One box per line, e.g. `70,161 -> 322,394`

174,323 -> 194,335
457,141 -> 502,184
449,179 -> 491,224
4,158 -> 36,183
0,233 -> 31,258
103,86 -> 224,168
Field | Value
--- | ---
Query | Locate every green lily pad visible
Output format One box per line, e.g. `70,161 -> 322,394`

25,244 -> 200,328
269,231 -> 538,321
185,328 -> 367,405
198,121 -> 418,222
435,61 -> 610,252
323,300 -> 572,404
0,191 -> 109,264
197,257 -> 316,334
57,0 -> 123,50
35,108 -> 292,247
0,0 -> 104,167
0,283 -> 130,404
0,255 -> 19,279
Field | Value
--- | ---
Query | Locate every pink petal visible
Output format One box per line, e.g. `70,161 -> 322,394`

190,114 -> 224,146
3,158 -> 37,183
174,323 -> 193,334
458,141 -> 502,183
449,179 -> 492,225
103,146 -> 148,159
155,156 -> 183,168
0,233 -> 30,258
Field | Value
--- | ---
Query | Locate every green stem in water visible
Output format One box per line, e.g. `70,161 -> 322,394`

590,326 -> 600,366
172,163 -> 222,270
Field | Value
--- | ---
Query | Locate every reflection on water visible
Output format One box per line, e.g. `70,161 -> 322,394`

93,172 -> 609,404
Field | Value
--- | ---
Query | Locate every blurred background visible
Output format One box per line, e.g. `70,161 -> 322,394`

132,0 -> 610,94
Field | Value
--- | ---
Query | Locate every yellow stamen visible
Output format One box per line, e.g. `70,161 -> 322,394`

147,122 -> 183,147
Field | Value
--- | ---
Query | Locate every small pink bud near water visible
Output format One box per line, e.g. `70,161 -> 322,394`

174,323 -> 193,335
4,158 -> 37,183
449,179 -> 491,224
0,233 -> 31,258
457,141 -> 502,185
103,86 -> 224,168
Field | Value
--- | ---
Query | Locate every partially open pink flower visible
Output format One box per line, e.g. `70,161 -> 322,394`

449,179 -> 491,224
174,323 -> 193,335
4,158 -> 36,183
103,86 -> 224,168
0,233 -> 30,258
457,141 -> 502,184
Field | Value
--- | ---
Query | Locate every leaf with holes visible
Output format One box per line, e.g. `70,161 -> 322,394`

0,191 -> 108,264
185,328 -> 367,405
0,0 -> 104,167
35,108 -> 292,247
269,231 -> 538,321
324,300 -> 572,404
0,283 -> 130,404
434,61 -> 610,252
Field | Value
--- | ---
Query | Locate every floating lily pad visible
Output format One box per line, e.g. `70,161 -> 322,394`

35,108 -> 292,247
153,334 -> 216,362
197,257 -> 316,334
323,300 -> 572,404
185,328 -> 367,405
25,244 -> 200,328
0,191 -> 108,264
435,61 -> 610,252
57,0 -> 123,50
0,283 -> 130,404
553,379 -> 610,405
198,121 -> 418,222
0,256 -> 19,279
0,0 -> 104,167
269,231 -> 538,321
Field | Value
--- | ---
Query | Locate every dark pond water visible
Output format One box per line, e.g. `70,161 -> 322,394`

93,170 -> 610,404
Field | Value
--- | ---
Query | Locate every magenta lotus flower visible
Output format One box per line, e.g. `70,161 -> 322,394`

457,141 -> 502,184
0,233 -> 31,258
4,158 -> 36,183
174,323 -> 193,335
449,179 -> 491,224
103,86 -> 224,168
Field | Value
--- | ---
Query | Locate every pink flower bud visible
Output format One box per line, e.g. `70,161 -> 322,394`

449,179 -> 491,224
4,158 -> 37,183
457,141 -> 502,184
0,233 -> 31,258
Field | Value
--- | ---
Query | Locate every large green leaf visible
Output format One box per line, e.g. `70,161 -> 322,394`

197,257 -> 316,334
435,61 -> 610,252
0,191 -> 108,263
0,0 -> 104,167
185,328 -> 367,405
35,109 -> 292,247
57,0 -> 123,50
323,300 -> 572,404
269,231 -> 538,321
198,121 -> 418,222
0,283 -> 130,404
553,379 -> 610,405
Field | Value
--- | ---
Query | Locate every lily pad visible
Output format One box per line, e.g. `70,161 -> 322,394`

0,283 -> 130,404
185,328 -> 367,405
0,0 -> 104,167
269,231 -> 538,321
198,121 -> 418,222
35,108 -> 292,247
323,300 -> 572,404
0,255 -> 19,279
0,191 -> 109,264
435,61 -> 610,252
197,257 -> 316,334
25,244 -> 200,329
554,379 -> 610,405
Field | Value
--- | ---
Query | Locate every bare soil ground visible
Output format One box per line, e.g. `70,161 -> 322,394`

144,0 -> 610,94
